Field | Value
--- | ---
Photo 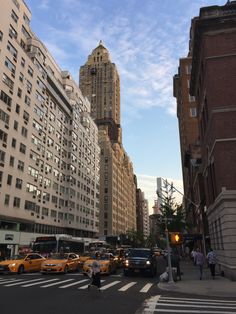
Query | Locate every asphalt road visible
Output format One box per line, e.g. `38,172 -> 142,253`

0,269 -> 162,314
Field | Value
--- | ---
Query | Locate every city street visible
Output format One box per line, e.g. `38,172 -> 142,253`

1,270 -> 236,314
0,271 -> 160,314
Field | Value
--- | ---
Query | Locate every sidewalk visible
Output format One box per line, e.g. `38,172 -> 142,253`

158,260 -> 236,298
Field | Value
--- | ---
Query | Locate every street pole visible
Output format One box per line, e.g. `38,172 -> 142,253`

165,219 -> 174,284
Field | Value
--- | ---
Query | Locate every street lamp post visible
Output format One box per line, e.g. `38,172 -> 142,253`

164,217 -> 174,284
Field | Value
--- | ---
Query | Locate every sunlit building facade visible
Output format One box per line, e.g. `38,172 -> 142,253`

0,0 -> 100,255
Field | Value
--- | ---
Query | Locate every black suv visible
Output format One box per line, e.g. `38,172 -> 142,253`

123,248 -> 157,277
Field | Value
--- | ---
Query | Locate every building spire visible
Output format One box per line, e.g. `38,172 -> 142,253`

99,40 -> 104,46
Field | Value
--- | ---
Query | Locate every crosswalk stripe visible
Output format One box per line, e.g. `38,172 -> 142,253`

0,279 -> 22,285
22,278 -> 59,287
40,279 -> 73,288
159,299 -> 236,306
5,278 -> 44,287
100,280 -> 121,291
140,283 -> 153,293
150,310 -> 236,313
78,279 -> 105,290
160,296 -> 236,304
118,282 -> 137,291
157,303 -> 236,310
59,279 -> 89,288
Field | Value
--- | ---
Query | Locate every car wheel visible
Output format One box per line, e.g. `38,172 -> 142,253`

18,265 -> 24,274
64,265 -> 69,274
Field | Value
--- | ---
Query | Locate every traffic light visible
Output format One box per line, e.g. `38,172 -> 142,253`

170,232 -> 183,245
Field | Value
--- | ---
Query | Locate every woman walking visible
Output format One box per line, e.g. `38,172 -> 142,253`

88,260 -> 101,291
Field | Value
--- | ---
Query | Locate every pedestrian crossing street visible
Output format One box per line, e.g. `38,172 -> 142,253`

0,276 -> 155,293
143,295 -> 236,313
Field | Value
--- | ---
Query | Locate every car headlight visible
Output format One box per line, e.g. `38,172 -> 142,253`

125,260 -> 129,266
9,263 -> 16,267
146,261 -> 151,265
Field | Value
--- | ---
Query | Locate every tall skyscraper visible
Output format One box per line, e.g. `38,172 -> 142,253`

79,41 -> 136,236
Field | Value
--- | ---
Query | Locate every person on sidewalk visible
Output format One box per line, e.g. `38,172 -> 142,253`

207,248 -> 217,279
191,249 -> 197,265
194,248 -> 205,280
171,253 -> 181,281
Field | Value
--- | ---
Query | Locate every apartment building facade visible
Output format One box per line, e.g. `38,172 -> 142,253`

0,0 -> 100,255
79,41 -> 136,236
176,1 -> 236,279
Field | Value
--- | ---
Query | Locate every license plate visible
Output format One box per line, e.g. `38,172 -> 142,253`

134,269 -> 140,273
46,268 -> 52,271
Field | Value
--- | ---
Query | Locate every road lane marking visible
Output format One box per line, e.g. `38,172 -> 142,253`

118,282 -> 137,291
22,278 -> 59,287
40,279 -> 73,288
5,278 -> 44,287
157,303 -> 236,310
100,280 -> 121,291
59,279 -> 89,288
160,297 -> 236,303
78,279 -> 105,289
143,295 -> 161,314
159,299 -> 236,306
140,283 -> 153,293
0,279 -> 22,285
149,310 -> 236,313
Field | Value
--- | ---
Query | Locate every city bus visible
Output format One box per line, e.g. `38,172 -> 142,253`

33,235 -> 85,256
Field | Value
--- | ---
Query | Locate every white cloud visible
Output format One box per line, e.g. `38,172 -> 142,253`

38,0 -> 50,10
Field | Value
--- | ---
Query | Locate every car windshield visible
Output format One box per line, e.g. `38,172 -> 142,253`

81,252 -> 91,257
128,250 -> 151,258
99,254 -> 110,260
9,255 -> 27,260
49,253 -> 69,260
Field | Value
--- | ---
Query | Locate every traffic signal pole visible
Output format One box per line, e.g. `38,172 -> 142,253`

164,218 -> 174,284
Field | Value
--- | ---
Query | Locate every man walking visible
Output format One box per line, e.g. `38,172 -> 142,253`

207,248 -> 217,279
194,248 -> 205,280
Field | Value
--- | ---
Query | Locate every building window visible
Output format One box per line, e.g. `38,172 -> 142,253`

19,143 -> 26,154
0,109 -> 9,124
28,66 -> 34,77
189,94 -> 195,102
23,110 -> 29,121
13,197 -> 20,207
15,178 -> 22,189
0,129 -> 7,143
190,108 -> 197,118
25,95 -> 31,106
4,194 -> 10,206
9,156 -> 14,166
17,88 -> 22,98
7,174 -> 12,185
0,90 -> 12,106
21,57 -> 25,67
19,72 -> 24,82
7,41 -> 17,59
12,138 -> 16,148
0,149 -> 5,162
21,126 -> 28,138
18,160 -> 24,171
15,103 -> 20,114
2,73 -> 14,90
42,207 -> 49,216
14,120 -> 18,130
9,24 -> 17,39
0,31 -> 3,41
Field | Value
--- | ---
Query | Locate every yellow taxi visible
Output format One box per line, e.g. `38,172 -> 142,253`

83,252 -> 117,275
41,253 -> 80,274
0,253 -> 45,274
78,252 -> 93,269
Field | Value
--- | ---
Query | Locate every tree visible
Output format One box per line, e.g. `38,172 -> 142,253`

158,180 -> 186,235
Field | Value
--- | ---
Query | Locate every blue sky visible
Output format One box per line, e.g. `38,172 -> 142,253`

25,0 -> 224,211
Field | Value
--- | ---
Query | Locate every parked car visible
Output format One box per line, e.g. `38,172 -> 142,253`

123,248 -> 157,277
0,253 -> 45,274
83,252 -> 116,275
41,253 -> 80,274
